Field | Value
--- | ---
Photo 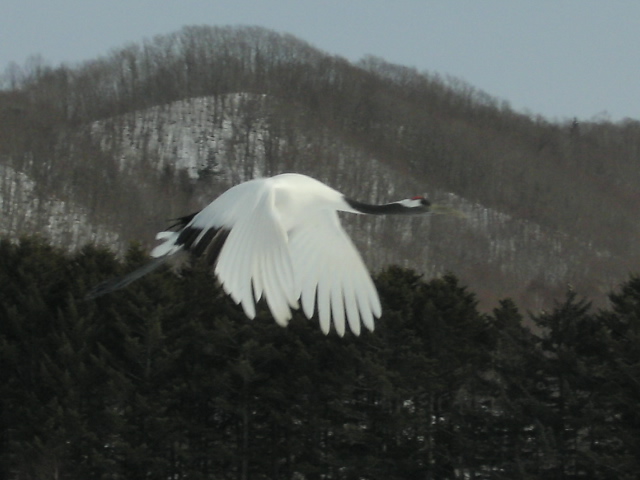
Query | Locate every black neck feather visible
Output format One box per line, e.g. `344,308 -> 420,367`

345,198 -> 422,215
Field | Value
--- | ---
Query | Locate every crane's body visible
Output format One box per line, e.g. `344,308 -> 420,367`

88,173 -> 434,336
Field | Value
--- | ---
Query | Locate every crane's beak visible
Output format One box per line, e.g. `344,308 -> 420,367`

428,204 -> 466,218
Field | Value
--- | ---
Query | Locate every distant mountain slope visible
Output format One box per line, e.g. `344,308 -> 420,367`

1,25 -> 638,311
0,163 -> 119,248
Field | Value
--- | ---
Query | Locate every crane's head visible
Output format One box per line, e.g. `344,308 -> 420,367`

397,196 -> 466,217
396,196 -> 432,213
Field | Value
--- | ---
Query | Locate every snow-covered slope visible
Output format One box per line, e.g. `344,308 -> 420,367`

0,163 -> 119,249
0,93 -> 621,310
83,94 -> 618,309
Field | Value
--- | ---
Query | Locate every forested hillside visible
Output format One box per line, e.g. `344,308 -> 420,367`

1,238 -> 639,479
2,25 -> 640,310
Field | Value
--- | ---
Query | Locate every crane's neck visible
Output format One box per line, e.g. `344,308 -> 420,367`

344,197 -> 430,215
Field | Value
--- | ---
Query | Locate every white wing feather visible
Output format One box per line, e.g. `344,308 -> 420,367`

213,184 -> 297,326
152,179 -> 297,326
289,210 -> 380,336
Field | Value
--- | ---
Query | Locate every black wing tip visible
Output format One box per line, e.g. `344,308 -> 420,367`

167,211 -> 200,230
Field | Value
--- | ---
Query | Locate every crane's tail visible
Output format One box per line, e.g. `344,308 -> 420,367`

85,256 -> 171,300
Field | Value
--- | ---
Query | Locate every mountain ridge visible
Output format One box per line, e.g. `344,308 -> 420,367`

1,25 -> 638,311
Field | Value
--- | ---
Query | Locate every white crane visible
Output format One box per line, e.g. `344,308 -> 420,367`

88,173 -> 448,336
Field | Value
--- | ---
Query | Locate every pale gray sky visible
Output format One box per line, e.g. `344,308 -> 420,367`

2,0 -> 639,122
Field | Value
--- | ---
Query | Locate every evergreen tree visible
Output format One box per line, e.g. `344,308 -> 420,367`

372,268 -> 492,478
0,239 -> 119,478
529,289 -> 611,479
593,276 -> 640,479
484,298 -> 553,478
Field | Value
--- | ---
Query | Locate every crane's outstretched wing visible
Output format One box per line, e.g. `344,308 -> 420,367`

151,180 -> 298,326
212,187 -> 298,325
289,210 -> 381,336
151,177 -> 380,335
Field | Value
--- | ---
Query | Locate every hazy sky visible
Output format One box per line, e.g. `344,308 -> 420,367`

2,1 -> 639,122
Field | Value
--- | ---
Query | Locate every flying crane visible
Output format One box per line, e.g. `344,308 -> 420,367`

88,173 -> 455,336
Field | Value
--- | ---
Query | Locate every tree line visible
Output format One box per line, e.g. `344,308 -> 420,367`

1,236 -> 639,479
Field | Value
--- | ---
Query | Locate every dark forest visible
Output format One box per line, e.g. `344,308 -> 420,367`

1,237 -> 639,479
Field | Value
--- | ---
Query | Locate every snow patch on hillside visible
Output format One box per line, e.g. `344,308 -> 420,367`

91,94 -> 270,183
0,163 -> 120,249
85,93 -> 616,309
